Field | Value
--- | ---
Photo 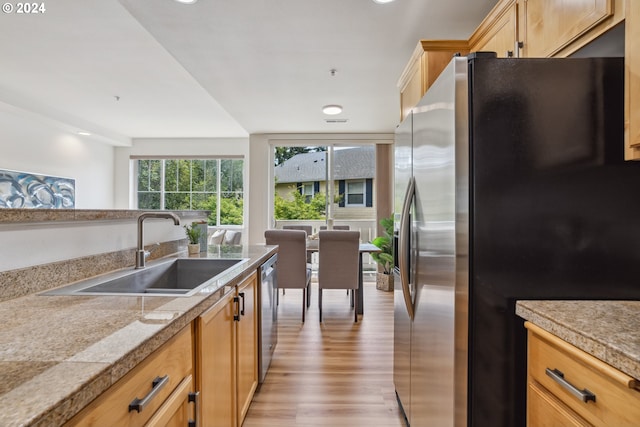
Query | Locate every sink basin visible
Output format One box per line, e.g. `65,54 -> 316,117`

41,258 -> 248,297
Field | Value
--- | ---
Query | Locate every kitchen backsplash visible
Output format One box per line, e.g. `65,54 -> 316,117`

0,239 -> 184,302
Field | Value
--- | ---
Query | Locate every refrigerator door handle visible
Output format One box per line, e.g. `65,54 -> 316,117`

399,177 -> 415,320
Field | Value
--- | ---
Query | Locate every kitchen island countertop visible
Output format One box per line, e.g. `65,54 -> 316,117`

0,244 -> 277,427
516,300 -> 640,381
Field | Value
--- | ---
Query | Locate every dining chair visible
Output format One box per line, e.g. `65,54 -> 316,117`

265,229 -> 312,322
319,225 -> 350,230
317,230 -> 360,323
282,225 -> 313,235
282,225 -> 313,266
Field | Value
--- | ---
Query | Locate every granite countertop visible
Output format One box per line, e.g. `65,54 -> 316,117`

0,208 -> 207,225
0,244 -> 277,427
516,300 -> 640,381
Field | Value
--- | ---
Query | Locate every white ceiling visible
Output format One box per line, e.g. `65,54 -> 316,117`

0,0 -> 497,145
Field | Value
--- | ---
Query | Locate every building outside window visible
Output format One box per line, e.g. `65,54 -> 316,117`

273,145 -> 375,220
135,158 -> 243,226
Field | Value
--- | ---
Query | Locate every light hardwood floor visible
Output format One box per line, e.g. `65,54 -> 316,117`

243,276 -> 406,427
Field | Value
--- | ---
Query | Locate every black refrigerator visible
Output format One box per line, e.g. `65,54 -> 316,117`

393,52 -> 640,427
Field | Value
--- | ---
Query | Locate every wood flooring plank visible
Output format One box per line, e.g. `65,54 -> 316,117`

242,277 -> 405,427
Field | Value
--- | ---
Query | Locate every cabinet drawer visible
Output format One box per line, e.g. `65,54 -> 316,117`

66,325 -> 193,427
526,322 -> 640,427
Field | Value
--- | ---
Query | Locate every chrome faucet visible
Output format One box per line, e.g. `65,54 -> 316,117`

135,212 -> 181,269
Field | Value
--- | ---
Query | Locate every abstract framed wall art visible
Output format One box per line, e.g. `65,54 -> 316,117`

0,169 -> 75,208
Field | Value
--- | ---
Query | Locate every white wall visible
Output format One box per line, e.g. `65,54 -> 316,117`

0,106 -> 116,208
0,218 -> 195,272
248,134 -> 271,245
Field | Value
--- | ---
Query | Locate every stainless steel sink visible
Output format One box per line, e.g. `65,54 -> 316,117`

41,258 -> 248,297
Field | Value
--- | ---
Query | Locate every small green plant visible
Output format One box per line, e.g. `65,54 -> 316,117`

371,215 -> 394,274
184,222 -> 202,244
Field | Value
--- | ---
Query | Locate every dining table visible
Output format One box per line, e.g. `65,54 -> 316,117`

307,240 -> 380,316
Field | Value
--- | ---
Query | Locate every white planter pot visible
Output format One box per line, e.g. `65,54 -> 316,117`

188,243 -> 200,255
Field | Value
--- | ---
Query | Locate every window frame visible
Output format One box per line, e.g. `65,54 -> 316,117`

301,182 -> 315,203
345,179 -> 366,207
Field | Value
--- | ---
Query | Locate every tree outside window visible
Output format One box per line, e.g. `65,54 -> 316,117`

136,158 -> 243,226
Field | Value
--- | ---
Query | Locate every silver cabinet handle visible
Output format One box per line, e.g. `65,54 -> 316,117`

545,368 -> 596,403
128,375 -> 170,412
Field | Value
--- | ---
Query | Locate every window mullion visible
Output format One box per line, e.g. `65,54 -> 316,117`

217,159 -> 221,226
160,160 -> 166,210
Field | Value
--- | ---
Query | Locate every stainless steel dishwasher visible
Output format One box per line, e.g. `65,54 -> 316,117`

258,254 -> 278,383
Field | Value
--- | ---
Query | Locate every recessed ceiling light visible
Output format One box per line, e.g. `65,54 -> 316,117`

373,0 -> 396,3
77,131 -> 91,136
174,0 -> 198,4
322,105 -> 343,115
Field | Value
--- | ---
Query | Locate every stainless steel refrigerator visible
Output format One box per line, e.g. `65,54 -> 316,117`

393,53 -> 640,427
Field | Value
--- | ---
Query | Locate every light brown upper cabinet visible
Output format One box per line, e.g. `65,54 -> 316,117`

400,0 -> 638,159
626,0 -> 640,159
469,0 -> 519,58
521,0 -> 613,57
397,40 -> 469,122
470,0 -> 617,59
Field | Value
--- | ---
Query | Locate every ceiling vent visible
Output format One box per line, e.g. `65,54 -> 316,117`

325,118 -> 349,124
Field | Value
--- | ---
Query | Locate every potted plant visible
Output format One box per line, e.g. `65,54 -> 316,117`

371,215 -> 395,291
184,222 -> 203,255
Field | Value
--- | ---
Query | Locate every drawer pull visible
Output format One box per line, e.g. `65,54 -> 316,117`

188,391 -> 200,427
239,291 -> 246,316
128,375 -> 170,413
233,296 -> 240,321
546,368 -> 596,403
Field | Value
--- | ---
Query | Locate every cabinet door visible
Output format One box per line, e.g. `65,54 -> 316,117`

470,1 -> 518,57
398,41 -> 469,121
528,380 -> 592,427
627,0 -> 640,159
236,273 -> 258,425
522,0 -> 613,57
197,291 -> 236,427
399,58 -> 423,122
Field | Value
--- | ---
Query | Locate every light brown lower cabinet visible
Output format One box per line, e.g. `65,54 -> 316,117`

63,270 -> 260,427
525,321 -> 640,427
65,324 -> 197,427
197,272 -> 258,427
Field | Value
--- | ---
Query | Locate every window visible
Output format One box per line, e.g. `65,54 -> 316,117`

136,158 -> 243,226
346,180 -> 365,206
301,182 -> 314,203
